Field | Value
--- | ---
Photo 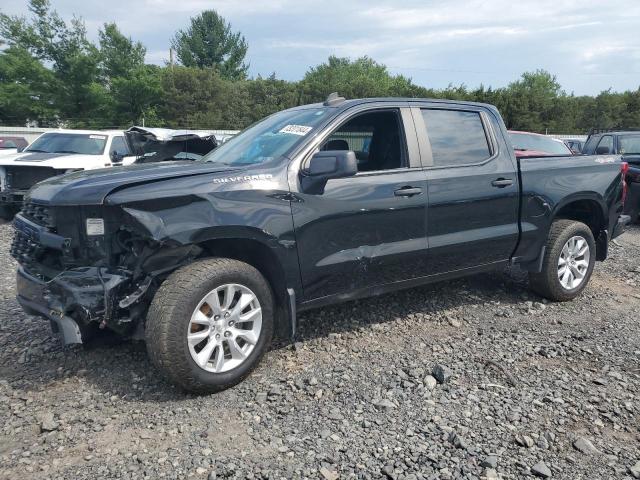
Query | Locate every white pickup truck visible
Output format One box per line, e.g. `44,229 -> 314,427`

0,130 -> 133,219
0,127 -> 220,219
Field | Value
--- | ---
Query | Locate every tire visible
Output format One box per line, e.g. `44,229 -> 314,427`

145,258 -> 274,394
528,220 -> 596,302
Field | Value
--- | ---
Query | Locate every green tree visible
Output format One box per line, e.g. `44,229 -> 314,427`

97,23 -> 158,127
158,66 -> 232,128
109,65 -> 162,127
0,46 -> 58,125
171,10 -> 248,80
99,23 -> 146,80
300,56 -> 423,102
502,70 -> 563,132
0,0 -> 104,126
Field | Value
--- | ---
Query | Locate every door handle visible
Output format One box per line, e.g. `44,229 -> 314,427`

394,187 -> 422,197
491,178 -> 514,188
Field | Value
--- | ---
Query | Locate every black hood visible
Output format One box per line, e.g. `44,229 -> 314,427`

11,152 -> 69,162
27,161 -> 241,206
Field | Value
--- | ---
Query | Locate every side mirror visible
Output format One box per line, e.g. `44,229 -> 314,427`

110,151 -> 125,164
304,150 -> 357,179
595,146 -> 610,155
16,145 -> 25,153
301,150 -> 357,195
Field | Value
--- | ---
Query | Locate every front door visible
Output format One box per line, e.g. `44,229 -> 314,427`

290,107 -> 429,301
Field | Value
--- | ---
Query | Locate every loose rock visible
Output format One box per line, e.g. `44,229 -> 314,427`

432,364 -> 452,384
531,461 -> 552,478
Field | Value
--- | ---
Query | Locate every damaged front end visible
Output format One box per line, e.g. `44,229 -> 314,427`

12,200 -> 201,345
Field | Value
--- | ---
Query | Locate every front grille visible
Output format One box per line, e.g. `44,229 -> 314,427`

21,201 -> 54,228
5,166 -> 58,190
10,230 -> 45,273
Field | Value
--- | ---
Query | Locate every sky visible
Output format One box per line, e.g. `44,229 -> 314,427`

2,0 -> 640,95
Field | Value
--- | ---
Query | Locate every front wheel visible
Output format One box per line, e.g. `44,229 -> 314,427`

528,220 -> 596,302
145,258 -> 274,393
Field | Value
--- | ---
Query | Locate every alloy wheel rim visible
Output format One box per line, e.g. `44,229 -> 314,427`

558,235 -> 590,290
187,283 -> 262,373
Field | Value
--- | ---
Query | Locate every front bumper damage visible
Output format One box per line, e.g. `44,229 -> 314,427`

12,210 -> 200,345
16,266 -> 136,345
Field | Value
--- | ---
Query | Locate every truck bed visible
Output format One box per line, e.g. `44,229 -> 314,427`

514,154 -> 625,265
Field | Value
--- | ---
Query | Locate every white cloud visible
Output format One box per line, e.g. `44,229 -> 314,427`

2,0 -> 639,93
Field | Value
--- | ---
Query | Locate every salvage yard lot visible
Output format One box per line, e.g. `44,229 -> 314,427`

0,223 -> 639,480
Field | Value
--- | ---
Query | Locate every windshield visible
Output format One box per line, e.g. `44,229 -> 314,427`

27,133 -> 107,155
202,107 -> 333,166
619,135 -> 640,155
509,132 -> 572,155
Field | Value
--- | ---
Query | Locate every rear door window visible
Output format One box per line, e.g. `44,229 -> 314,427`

421,109 -> 491,166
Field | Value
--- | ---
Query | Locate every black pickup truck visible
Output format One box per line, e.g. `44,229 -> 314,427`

11,96 -> 629,393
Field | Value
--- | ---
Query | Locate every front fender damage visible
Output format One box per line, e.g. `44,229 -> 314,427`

41,242 -> 202,342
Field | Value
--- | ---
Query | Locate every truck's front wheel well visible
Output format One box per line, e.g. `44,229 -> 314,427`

554,200 -> 607,260
196,238 -> 290,337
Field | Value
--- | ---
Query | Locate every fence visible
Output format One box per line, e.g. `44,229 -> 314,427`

0,126 -> 240,144
1,125 -> 589,147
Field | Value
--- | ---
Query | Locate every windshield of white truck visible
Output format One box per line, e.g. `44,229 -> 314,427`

26,133 -> 107,155
202,108 -> 333,166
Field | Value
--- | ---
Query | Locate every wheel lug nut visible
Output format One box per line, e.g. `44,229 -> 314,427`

214,315 -> 220,320
228,320 -> 235,327
224,312 -> 230,318
215,334 -> 220,340
224,331 -> 231,337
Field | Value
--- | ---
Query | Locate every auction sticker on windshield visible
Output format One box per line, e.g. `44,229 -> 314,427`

279,125 -> 313,136
89,135 -> 106,140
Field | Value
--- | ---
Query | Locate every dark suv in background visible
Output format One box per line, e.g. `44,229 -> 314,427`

583,130 -> 640,222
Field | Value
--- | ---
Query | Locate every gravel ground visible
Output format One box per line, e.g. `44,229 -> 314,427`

0,222 -> 639,480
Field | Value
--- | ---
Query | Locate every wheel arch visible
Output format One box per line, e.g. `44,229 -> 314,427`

550,195 -> 608,260
196,235 -> 295,340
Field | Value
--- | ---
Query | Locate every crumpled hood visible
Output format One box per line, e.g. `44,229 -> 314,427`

125,127 -> 218,163
27,161 -> 242,206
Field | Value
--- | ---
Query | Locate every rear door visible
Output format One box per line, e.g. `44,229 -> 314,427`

412,104 -> 520,273
289,104 -> 429,301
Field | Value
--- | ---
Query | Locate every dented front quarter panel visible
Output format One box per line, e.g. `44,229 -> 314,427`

105,161 -> 302,297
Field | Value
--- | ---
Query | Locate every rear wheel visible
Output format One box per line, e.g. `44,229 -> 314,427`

528,220 -> 596,301
146,258 -> 274,393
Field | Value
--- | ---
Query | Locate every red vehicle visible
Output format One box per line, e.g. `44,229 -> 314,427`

0,136 -> 28,152
508,131 -> 573,158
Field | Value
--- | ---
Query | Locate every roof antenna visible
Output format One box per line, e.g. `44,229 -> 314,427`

323,92 -> 345,106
